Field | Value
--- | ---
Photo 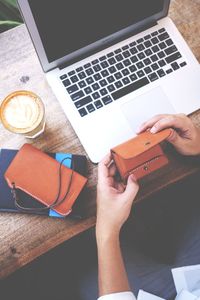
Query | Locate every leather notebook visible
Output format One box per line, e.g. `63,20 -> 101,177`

111,129 -> 172,182
4,144 -> 88,216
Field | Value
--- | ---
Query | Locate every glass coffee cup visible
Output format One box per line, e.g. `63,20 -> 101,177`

0,90 -> 45,138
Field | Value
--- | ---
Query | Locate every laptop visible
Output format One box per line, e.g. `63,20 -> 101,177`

17,0 -> 200,163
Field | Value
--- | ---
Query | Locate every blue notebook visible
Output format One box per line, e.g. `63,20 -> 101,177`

0,149 -> 87,218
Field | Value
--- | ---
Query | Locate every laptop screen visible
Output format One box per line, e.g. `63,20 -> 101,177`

28,0 -> 165,63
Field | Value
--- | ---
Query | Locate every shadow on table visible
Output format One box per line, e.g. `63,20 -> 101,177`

1,173 -> 200,300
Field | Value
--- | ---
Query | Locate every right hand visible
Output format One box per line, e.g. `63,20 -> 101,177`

137,113 -> 200,156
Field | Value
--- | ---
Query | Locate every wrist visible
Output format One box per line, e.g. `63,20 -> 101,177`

96,223 -> 120,246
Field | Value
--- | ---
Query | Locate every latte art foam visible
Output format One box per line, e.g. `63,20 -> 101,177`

3,95 -> 40,129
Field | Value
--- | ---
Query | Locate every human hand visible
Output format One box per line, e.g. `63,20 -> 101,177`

137,114 -> 200,156
96,154 -> 139,242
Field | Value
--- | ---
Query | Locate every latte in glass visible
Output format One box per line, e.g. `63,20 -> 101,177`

0,91 -> 45,138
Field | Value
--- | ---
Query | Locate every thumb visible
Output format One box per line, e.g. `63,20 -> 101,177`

123,174 -> 139,202
167,129 -> 186,149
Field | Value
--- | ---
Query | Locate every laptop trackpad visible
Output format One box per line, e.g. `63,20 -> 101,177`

121,87 -> 176,133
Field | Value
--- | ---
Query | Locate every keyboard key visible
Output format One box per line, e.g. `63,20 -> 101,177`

138,52 -> 145,60
166,69 -> 173,74
137,70 -> 145,78
166,52 -> 182,64
107,84 -> 115,92
136,62 -> 144,69
78,72 -> 86,79
71,90 -> 84,101
107,52 -> 114,57
75,95 -> 92,108
78,107 -> 88,117
94,100 -> 103,109
71,75 -> 79,83
100,88 -> 108,96
180,61 -> 187,67
86,77 -> 94,84
115,80 -> 123,89
78,80 -> 86,88
137,44 -> 145,51
145,49 -> 153,56
151,37 -> 159,44
152,45 -> 159,53
99,56 -> 106,61
157,69 -> 166,77
68,70 -> 75,76
100,79 -> 107,87
107,75 -> 115,83
130,47 -> 138,55
166,39 -> 173,46
129,41 -> 136,47
108,66 -> 117,74
112,77 -> 149,100
86,68 -> 94,76
122,50 -> 131,58
158,51 -> 165,59
116,62 -> 124,70
123,59 -> 131,66
137,38 -> 144,44
108,57 -> 116,65
114,48 -> 122,54
151,54 -> 158,62
114,72 -> 122,80
102,95 -> 113,105
92,59 -> 99,65
115,54 -> 124,61
122,45 -> 129,50
101,61 -> 109,68
144,40 -> 152,48
60,74 -> 67,80
129,65 -> 137,73
84,86 -> 92,94
144,58 -> 151,66
101,70 -> 109,77
84,63 -> 91,69
92,92 -> 100,99
94,73 -> 102,81
151,31 -> 158,36
165,45 -> 178,55
158,59 -> 166,67
87,104 -> 95,113
130,74 -> 138,81
158,28 -> 165,33
144,34 -> 151,40
62,79 -> 71,87
93,64 -> 101,72
76,66 -> 83,72
67,84 -> 79,94
122,77 -> 131,85
92,83 -> 100,91
159,42 -> 167,49
151,63 -> 159,71
130,55 -> 138,63
144,66 -> 152,74
171,62 -> 180,70
122,68 -> 130,76
148,72 -> 159,82
158,32 -> 169,41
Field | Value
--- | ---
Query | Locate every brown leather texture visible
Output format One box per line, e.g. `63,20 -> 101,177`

4,144 -> 88,216
111,129 -> 172,181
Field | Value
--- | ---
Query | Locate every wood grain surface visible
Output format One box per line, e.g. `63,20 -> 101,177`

0,0 -> 200,279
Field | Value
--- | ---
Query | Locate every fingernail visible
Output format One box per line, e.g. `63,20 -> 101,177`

150,126 -> 157,133
130,174 -> 137,181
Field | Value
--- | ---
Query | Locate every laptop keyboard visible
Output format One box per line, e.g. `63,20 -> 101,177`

60,28 -> 187,117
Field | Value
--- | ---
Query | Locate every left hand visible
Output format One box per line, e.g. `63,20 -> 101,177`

96,154 -> 139,241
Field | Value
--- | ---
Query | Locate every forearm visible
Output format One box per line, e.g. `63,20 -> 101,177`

97,231 -> 131,297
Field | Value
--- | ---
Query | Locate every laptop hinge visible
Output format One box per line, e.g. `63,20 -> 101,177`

59,20 -> 157,70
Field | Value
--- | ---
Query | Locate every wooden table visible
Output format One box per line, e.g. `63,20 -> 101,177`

0,0 -> 200,279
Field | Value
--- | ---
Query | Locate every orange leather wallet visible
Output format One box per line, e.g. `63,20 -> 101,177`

111,129 -> 172,182
4,144 -> 88,216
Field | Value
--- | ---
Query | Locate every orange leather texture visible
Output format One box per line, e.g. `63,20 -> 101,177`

4,144 -> 88,216
111,129 -> 172,181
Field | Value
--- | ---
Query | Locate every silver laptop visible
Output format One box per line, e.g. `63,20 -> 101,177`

18,0 -> 200,163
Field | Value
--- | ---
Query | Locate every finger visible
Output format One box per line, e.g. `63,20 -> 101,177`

150,115 -> 188,134
137,114 -> 170,133
98,153 -> 112,181
123,174 -> 139,202
108,162 -> 117,177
